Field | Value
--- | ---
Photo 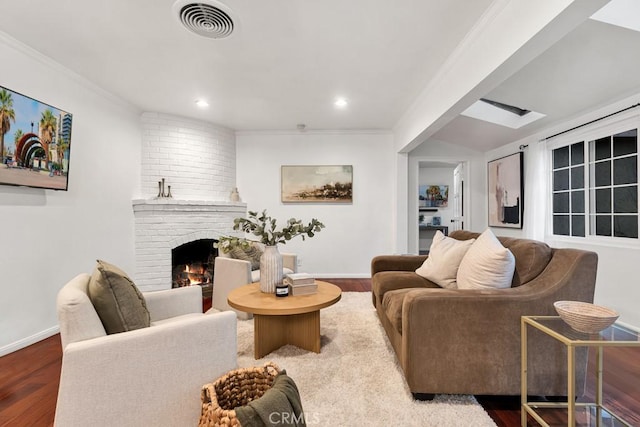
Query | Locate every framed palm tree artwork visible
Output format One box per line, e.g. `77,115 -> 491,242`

419,185 -> 448,208
0,84 -> 73,191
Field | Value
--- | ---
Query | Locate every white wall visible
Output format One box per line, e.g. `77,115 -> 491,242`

236,131 -> 394,276
0,34 -> 142,355
484,92 -> 640,329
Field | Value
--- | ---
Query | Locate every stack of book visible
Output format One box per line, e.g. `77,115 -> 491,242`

284,273 -> 317,295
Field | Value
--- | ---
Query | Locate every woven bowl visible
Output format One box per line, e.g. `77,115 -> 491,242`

554,301 -> 619,334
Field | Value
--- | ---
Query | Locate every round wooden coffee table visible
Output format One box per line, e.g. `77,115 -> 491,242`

227,280 -> 342,359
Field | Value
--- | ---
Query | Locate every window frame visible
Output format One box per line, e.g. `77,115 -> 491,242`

547,112 -> 640,248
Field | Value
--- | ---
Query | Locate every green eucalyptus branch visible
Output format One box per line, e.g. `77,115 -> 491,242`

233,209 -> 325,246
213,235 -> 252,253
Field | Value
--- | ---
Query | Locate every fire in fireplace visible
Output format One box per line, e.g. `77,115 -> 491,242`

171,239 -> 218,300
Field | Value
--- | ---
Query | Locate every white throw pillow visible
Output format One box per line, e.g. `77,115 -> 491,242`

457,229 -> 515,290
415,231 -> 476,289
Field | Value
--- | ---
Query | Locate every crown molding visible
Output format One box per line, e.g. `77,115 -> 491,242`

235,129 -> 393,137
0,30 -> 140,115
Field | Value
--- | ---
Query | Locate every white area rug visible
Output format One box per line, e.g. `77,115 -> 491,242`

236,292 -> 497,427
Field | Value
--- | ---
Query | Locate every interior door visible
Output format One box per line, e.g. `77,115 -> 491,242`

452,163 -> 465,231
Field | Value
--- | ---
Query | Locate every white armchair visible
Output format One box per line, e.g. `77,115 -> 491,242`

213,248 -> 297,319
55,273 -> 237,427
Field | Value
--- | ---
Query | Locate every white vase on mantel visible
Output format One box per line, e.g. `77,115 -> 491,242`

260,245 -> 283,293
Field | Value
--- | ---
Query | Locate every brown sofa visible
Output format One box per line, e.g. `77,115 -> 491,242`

371,230 -> 598,398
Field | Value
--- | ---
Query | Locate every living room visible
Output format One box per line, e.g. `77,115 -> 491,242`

1,0 -> 640,425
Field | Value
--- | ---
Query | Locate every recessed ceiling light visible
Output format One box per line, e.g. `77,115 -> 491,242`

334,98 -> 348,108
195,99 -> 209,108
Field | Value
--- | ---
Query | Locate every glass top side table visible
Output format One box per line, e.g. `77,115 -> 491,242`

521,316 -> 640,427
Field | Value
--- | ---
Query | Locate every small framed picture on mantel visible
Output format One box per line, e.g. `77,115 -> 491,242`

487,152 -> 524,229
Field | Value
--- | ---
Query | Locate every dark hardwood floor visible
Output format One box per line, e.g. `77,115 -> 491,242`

1,278 -> 637,426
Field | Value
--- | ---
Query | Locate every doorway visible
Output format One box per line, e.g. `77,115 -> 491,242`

409,157 -> 470,254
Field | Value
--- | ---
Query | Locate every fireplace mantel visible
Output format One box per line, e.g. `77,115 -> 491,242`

132,198 -> 246,211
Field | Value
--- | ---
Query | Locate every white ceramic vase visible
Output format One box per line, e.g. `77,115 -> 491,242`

260,245 -> 283,293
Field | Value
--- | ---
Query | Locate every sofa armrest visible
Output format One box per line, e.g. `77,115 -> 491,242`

400,287 -> 573,394
55,311 -> 237,427
144,285 -> 203,322
371,255 -> 427,276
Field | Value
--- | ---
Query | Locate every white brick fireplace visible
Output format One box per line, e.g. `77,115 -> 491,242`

133,113 -> 245,291
132,200 -> 245,291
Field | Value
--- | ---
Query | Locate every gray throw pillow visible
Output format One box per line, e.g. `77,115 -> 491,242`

229,245 -> 263,270
88,259 -> 150,334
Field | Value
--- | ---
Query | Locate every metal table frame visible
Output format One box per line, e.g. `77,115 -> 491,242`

521,316 -> 639,426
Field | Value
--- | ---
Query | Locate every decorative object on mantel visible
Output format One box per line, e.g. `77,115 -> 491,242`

554,300 -> 619,334
233,210 -> 325,293
229,187 -> 241,202
156,178 -> 172,198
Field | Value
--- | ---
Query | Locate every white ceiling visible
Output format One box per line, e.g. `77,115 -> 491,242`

0,0 -> 494,132
432,16 -> 640,150
1,0 -> 638,152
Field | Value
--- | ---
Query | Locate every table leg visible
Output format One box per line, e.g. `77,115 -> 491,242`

596,346 -> 603,425
568,345 -> 575,427
253,310 -> 321,359
521,318 -> 528,427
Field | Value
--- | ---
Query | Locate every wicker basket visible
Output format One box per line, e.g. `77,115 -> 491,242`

554,301 -> 619,334
198,362 -> 280,427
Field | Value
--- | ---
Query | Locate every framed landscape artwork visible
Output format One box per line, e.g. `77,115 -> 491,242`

488,152 -> 523,228
281,165 -> 353,203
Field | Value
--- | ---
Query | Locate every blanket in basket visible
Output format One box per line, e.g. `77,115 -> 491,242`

235,372 -> 305,427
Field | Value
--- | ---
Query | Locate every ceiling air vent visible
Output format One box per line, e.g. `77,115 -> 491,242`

173,0 -> 235,39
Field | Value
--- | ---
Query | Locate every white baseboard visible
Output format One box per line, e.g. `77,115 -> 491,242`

616,320 -> 640,333
0,325 -> 59,357
312,273 -> 371,279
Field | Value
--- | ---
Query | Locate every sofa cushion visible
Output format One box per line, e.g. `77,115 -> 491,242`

415,231 -> 475,289
373,270 -> 440,304
151,312 -> 203,327
498,238 -> 552,287
88,260 -> 151,334
457,229 -> 515,290
450,230 -> 553,287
